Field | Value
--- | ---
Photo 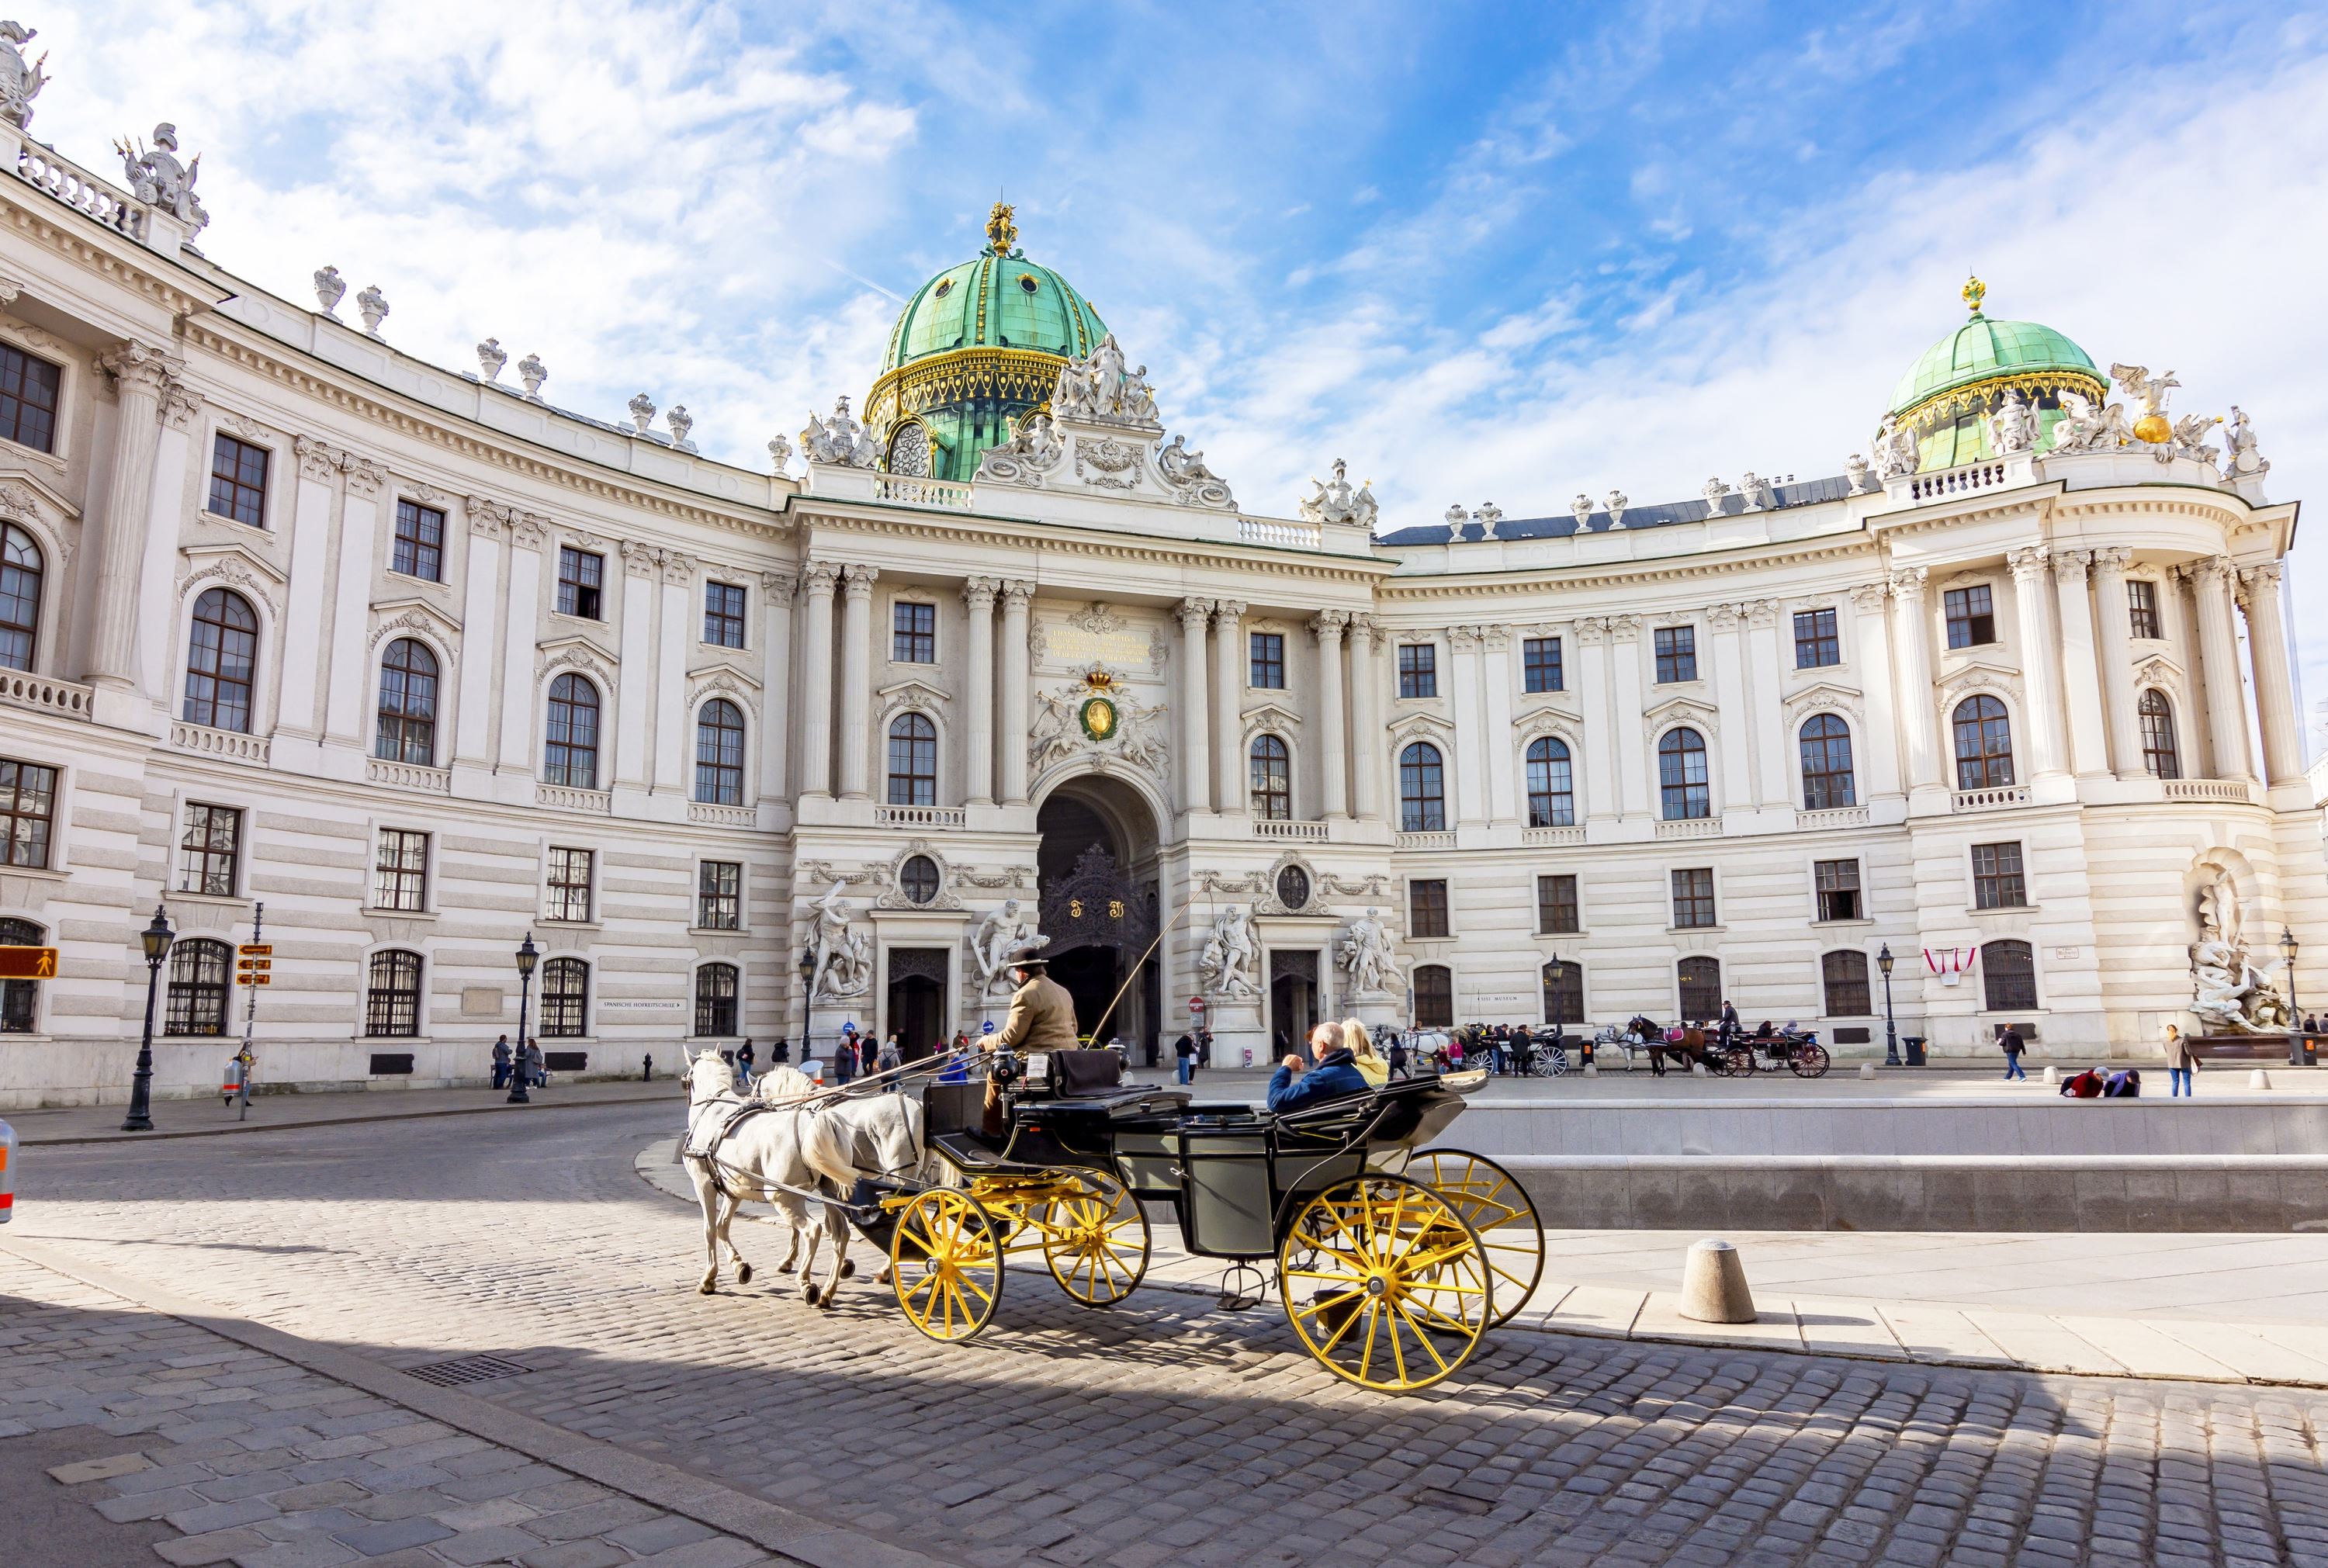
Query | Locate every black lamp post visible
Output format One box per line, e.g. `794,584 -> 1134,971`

1879,943 -> 1900,1068
2283,926 -> 2304,1068
508,933 -> 539,1104
122,905 -> 175,1132
798,945 -> 818,1064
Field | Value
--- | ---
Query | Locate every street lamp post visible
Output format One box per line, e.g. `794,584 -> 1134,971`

1878,943 -> 1900,1068
508,933 -> 539,1105
2284,926 -> 2304,1068
122,905 -> 175,1133
798,946 -> 818,1067
1547,953 -> 1568,1070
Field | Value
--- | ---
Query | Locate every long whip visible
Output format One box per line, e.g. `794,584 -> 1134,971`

1083,893 -> 1204,1047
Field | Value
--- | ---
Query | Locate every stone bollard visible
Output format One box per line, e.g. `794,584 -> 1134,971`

1691,1060 -> 1710,1077
1583,1061 -> 1599,1078
1678,1238 -> 1757,1324
1858,1061 -> 1876,1080
2042,1064 -> 2059,1085
2251,1068 -> 2273,1091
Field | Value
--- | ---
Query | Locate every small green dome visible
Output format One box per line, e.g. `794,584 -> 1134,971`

878,204 -> 1107,376
1889,284 -> 2098,416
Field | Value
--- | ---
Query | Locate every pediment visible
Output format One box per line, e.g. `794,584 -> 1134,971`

686,656 -> 762,694
0,466 -> 81,521
535,632 -> 618,684
180,540 -> 287,588
1241,699 -> 1304,737
878,677 -> 951,725
1641,694 -> 1719,739
1511,696 -> 1581,729
1387,711 -> 1457,745
367,599 -> 462,651
1782,680 -> 1865,720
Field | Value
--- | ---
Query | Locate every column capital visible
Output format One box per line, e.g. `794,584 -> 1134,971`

621,538 -> 660,577
2238,560 -> 2285,597
1481,624 -> 1512,650
1177,596 -> 1214,628
1707,602 -> 1743,632
1310,609 -> 1349,642
760,568 -> 798,597
660,551 -> 695,586
466,494 -> 513,538
1575,615 -> 1608,645
1847,581 -> 1890,613
999,578 -> 1035,610
962,575 -> 999,610
343,455 -> 388,499
2006,545 -> 2051,580
98,340 -> 182,395
1448,624 -> 1483,650
801,559 -> 842,594
1609,614 -> 1641,642
508,514 -> 550,551
2093,545 -> 2134,573
2053,546 -> 2095,576
296,435 -> 343,483
2190,554 -> 2236,587
161,379 -> 203,431
842,563 -> 878,598
1347,611 -> 1378,641
1212,599 -> 1247,623
1887,565 -> 1928,597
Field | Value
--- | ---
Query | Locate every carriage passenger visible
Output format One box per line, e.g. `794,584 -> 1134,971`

1343,1019 -> 1390,1087
1268,1022 -> 1371,1113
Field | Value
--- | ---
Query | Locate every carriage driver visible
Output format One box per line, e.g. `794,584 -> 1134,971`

981,950 -> 1080,1137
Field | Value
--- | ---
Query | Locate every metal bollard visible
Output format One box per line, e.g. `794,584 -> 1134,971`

643,1053 -> 653,1082
0,1118 -> 15,1224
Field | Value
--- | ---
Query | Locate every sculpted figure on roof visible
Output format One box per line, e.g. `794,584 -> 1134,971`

1300,459 -> 1377,530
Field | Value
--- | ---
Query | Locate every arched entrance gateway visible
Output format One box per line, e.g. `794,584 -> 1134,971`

1034,776 -> 1162,1058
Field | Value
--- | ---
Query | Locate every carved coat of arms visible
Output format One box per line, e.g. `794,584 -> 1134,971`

1074,438 -> 1141,490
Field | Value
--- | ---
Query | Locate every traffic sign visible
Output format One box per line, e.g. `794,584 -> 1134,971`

980,1019 -> 996,1034
1187,996 -> 1206,1012
0,946 -> 57,980
237,973 -> 272,987
236,959 -> 271,974
237,943 -> 272,957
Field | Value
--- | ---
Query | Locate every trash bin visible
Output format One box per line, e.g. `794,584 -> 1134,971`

1580,1037 -> 1596,1064
1903,1035 -> 1928,1067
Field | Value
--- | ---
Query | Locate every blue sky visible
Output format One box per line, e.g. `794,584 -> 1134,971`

29,2 -> 2328,708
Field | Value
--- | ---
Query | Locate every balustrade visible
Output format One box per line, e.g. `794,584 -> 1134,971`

365,759 -> 452,794
1951,784 -> 2032,812
1252,819 -> 1327,841
0,671 -> 95,721
875,804 -> 967,829
13,142 -> 139,236
535,782 -> 613,815
170,722 -> 270,764
875,476 -> 974,511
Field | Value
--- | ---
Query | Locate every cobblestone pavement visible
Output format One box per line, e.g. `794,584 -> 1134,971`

12,1103 -> 2328,1567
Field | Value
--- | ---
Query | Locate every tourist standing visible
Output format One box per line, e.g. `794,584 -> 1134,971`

1998,1023 -> 2027,1082
876,1032 -> 903,1090
834,1027 -> 857,1086
1173,1030 -> 1197,1085
524,1037 -> 546,1089
490,1033 -> 511,1091
1386,1031 -> 1410,1081
2164,1023 -> 2197,1098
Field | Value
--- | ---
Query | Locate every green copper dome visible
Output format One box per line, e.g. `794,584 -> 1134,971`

879,206 -> 1107,374
1886,277 -> 2108,472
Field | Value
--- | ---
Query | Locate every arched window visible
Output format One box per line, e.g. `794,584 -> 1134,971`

365,950 -> 423,1038
1398,742 -> 1446,832
540,957 -> 589,1038
1526,737 -> 1575,828
887,712 -> 937,807
694,962 -> 740,1037
1798,714 -> 1856,810
1676,955 -> 1722,1020
182,587 -> 258,732
1413,964 -> 1453,1028
899,853 -> 941,905
1952,694 -> 2014,790
375,639 -> 439,765
1821,950 -> 1871,1016
0,916 -> 40,1033
164,937 -> 231,1037
694,698 -> 746,805
543,674 -> 600,789
2139,689 -> 2181,780
0,521 -> 41,671
1658,728 -> 1710,819
1982,940 -> 2037,1012
1249,734 -> 1291,820
1542,960 -> 1584,1026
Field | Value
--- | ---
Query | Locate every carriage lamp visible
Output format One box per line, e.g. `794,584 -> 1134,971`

122,904 -> 175,1133
2284,927 -> 2305,1068
1878,943 -> 1901,1068
508,933 -> 539,1105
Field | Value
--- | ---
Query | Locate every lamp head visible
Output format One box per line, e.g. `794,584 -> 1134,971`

1877,943 -> 1894,978
514,932 -> 539,977
2283,926 -> 2300,960
798,946 -> 817,982
140,904 -> 175,964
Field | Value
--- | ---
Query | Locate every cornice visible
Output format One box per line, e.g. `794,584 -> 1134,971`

1374,532 -> 1881,601
0,183 -> 228,320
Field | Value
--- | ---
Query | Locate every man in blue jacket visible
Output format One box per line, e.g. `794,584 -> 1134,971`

1268,1022 -> 1372,1113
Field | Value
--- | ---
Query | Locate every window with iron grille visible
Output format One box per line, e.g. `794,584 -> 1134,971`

1542,961 -> 1584,1025
1671,867 -> 1717,929
1523,635 -> 1563,693
1398,742 -> 1446,832
375,638 -> 438,765
892,601 -> 935,663
1944,584 -> 1997,649
543,675 -> 599,788
1814,858 -> 1861,922
695,699 -> 746,805
1658,729 -> 1710,819
697,860 -> 740,929
1249,632 -> 1285,689
390,500 -> 445,581
1981,940 -> 2039,1011
1952,695 -> 2014,790
703,581 -> 747,649
1525,737 -> 1574,826
1249,735 -> 1290,819
694,963 -> 739,1037
2127,579 -> 2161,640
887,713 -> 937,806
1676,955 -> 1722,1020
1412,964 -> 1453,1027
2139,689 -> 2181,779
1793,607 -> 1839,668
1398,643 -> 1436,698
1654,625 -> 1697,683
539,957 -> 589,1037
0,344 -> 61,453
1972,841 -> 2026,909
177,804 -> 240,896
546,846 -> 593,922
899,854 -> 941,905
164,937 -> 231,1036
556,546 -> 604,619
0,757 -> 56,870
1798,714 -> 1856,810
1822,950 -> 1872,1016
1,520 -> 40,672
0,916 -> 39,1033
365,950 -> 423,1037
1408,878 -> 1450,940
1536,874 -> 1578,935
182,588 -> 258,732
373,829 -> 428,912
209,434 -> 270,527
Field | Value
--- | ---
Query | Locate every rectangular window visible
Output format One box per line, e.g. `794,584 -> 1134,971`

1654,625 -> 1697,683
697,860 -> 741,931
1249,631 -> 1285,689
1944,584 -> 1997,649
1793,608 -> 1840,669
892,601 -> 935,663
546,846 -> 594,922
208,434 -> 270,528
1814,858 -> 1862,922
703,581 -> 747,649
1671,867 -> 1717,929
556,546 -> 604,619
391,499 -> 445,580
0,344 -> 61,454
1523,636 -> 1564,694
1398,643 -> 1436,699
177,803 -> 241,896
372,829 -> 428,912
1972,842 -> 2027,909
0,757 -> 57,870
1408,878 -> 1450,940
1536,874 -> 1579,935
2127,579 -> 2161,640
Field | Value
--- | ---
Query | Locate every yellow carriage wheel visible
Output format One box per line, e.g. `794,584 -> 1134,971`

1277,1175 -> 1491,1393
1401,1150 -> 1545,1328
1031,1174 -> 1151,1307
890,1189 -> 1004,1343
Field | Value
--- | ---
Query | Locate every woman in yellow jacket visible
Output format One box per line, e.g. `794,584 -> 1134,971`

1342,1018 -> 1391,1086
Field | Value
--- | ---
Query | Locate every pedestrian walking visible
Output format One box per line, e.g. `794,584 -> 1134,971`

1998,1023 -> 2027,1081
1173,1030 -> 1197,1085
876,1033 -> 902,1089
490,1033 -> 511,1091
1386,1032 -> 1411,1081
770,1035 -> 791,1065
2164,1022 -> 2198,1098
735,1038 -> 755,1090
1196,1028 -> 1212,1069
524,1037 -> 546,1089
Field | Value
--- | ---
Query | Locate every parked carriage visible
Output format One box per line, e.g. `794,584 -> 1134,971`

1711,1026 -> 1831,1078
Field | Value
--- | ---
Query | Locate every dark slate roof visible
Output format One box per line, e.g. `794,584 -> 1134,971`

1375,473 -> 1858,547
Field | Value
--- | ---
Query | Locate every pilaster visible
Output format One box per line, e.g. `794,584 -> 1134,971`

1211,601 -> 1245,819
837,564 -> 878,800
1176,597 -> 1214,816
1312,610 -> 1349,821
2089,546 -> 2143,777
2006,546 -> 2069,780
998,580 -> 1033,805
796,561 -> 840,798
2051,549 -> 2111,780
962,577 -> 999,805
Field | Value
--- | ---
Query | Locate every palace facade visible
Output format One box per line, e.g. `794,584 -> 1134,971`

0,67 -> 2317,1106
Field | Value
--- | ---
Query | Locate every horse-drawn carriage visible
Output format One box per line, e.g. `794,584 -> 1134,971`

1585,1016 -> 1831,1078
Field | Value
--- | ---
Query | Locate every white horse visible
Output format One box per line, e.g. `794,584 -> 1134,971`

681,1049 -> 852,1304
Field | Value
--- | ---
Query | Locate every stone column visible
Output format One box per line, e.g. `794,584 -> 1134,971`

1176,597 -> 1213,815
2238,562 -> 2301,783
1744,601 -> 1790,808
1575,618 -> 1617,821
1888,568 -> 1944,791
1312,611 -> 1349,820
2191,557 -> 2253,780
279,438 -> 344,738
615,542 -> 659,788
999,580 -> 1033,805
497,517 -> 546,774
1346,614 -> 1381,821
1848,583 -> 1903,799
962,578 -> 999,805
759,569 -> 796,801
2089,546 -> 2143,777
1609,616 -> 1648,816
88,343 -> 178,691
322,457 -> 387,746
653,552 -> 693,794
1212,600 -> 1246,816
1449,627 -> 1488,825
454,504 -> 506,767
2050,549 -> 2111,779
1479,626 -> 1516,822
837,565 -> 878,799
1707,605 -> 1755,809
797,562 -> 839,798
137,380 -> 203,700
2007,546 -> 2069,779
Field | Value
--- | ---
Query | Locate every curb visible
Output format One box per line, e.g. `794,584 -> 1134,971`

17,1091 -> 677,1146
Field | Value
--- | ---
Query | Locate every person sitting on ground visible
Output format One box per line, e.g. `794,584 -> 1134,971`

1342,1018 -> 1390,1086
1268,1021 -> 1371,1114
2059,1066 -> 2107,1099
2103,1067 -> 2143,1098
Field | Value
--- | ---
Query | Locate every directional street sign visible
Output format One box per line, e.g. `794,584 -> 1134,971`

237,973 -> 272,987
0,946 -> 57,980
237,943 -> 273,957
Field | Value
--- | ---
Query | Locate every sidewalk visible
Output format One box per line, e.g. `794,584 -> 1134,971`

7,1078 -> 681,1145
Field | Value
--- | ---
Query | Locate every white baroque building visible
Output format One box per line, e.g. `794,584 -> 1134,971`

0,67 -> 2318,1106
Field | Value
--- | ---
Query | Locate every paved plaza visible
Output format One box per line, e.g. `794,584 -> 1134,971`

8,1099 -> 2328,1567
